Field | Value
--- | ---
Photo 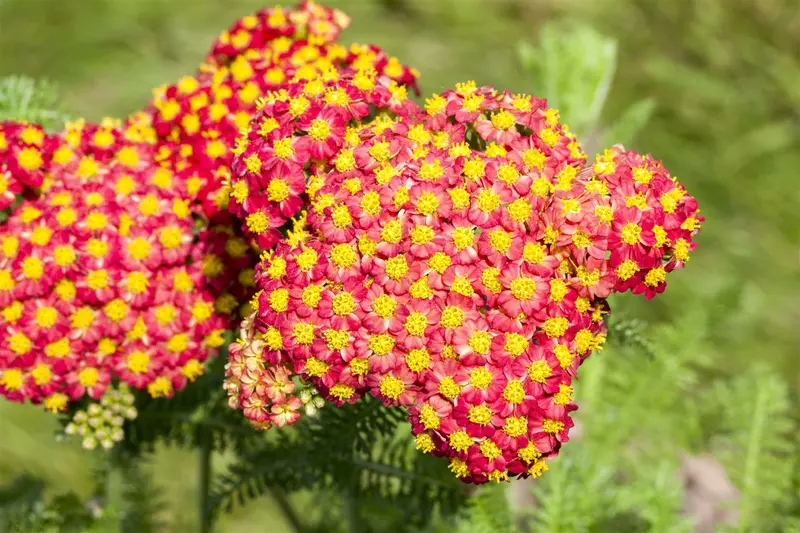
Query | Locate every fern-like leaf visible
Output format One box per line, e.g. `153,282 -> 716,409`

705,365 -> 795,533
118,460 -> 168,533
210,397 -> 465,530
0,76 -> 70,131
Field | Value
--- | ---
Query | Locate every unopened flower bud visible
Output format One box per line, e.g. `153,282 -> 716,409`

299,389 -> 312,404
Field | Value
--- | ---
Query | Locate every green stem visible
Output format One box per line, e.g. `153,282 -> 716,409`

199,429 -> 214,533
343,490 -> 362,533
269,488 -> 304,533
739,376 -> 768,533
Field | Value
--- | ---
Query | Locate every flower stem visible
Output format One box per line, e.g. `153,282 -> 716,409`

269,488 -> 304,532
343,490 -> 361,533
198,428 -> 213,533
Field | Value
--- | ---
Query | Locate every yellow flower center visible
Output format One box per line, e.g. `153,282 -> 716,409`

292,323 -> 315,345
385,255 -> 409,280
438,376 -> 462,399
427,252 -> 452,274
616,259 -> 640,281
468,331 -> 491,355
371,294 -> 397,319
468,404 -> 493,425
476,189 -> 500,212
440,306 -> 465,329
543,419 -> 565,434
404,312 -> 428,336
491,110 -> 516,130
452,227 -> 475,250
504,416 -> 528,437
35,306 -> 58,328
159,226 -> 184,249
620,222 -> 642,245
504,333 -> 529,357
379,375 -> 406,400
469,367 -> 493,389
543,317 -> 569,338
331,204 -> 352,229
503,380 -> 525,404
405,348 -> 431,373
369,333 -> 395,355
510,276 -> 536,301
331,292 -> 355,316
360,191 -> 381,215
527,360 -> 552,383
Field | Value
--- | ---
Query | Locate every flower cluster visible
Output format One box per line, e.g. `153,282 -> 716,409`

64,383 -> 138,450
205,0 -> 351,67
224,312 -> 326,429
0,133 -> 247,414
228,75 -> 419,249
0,121 -> 55,208
226,80 -> 703,484
141,1 -> 419,230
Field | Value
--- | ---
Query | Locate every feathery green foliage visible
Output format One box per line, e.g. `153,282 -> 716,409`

211,397 -> 465,532
439,305 -> 799,533
116,461 -> 168,533
0,474 -> 105,533
0,76 -> 71,131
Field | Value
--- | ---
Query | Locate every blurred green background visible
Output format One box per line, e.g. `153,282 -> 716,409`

0,0 -> 798,531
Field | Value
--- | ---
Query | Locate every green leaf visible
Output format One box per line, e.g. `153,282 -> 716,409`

601,98 -> 656,149
0,75 -> 71,131
518,23 -> 619,138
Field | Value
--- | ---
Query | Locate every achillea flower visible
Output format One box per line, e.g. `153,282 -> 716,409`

141,7 -> 420,224
204,1 -> 351,69
0,121 -> 56,208
228,78 -> 702,485
0,134 -> 247,415
228,75 -> 421,250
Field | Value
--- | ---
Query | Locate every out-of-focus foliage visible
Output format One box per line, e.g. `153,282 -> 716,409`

0,76 -> 71,131
518,23 -> 654,150
425,314 -> 797,533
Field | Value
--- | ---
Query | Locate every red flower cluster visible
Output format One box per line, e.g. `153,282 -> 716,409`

0,133 -> 246,413
227,74 -> 419,249
205,0 -> 352,67
0,2 -> 421,421
140,0 -> 419,230
0,121 -> 55,209
225,80 -> 703,484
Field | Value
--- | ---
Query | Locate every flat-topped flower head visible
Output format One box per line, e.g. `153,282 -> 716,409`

0,135 -> 249,415
142,6 -> 419,223
227,78 -> 702,484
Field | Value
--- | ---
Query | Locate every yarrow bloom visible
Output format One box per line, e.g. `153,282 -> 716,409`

140,3 -> 419,226
0,121 -> 55,208
227,73 -> 420,249
206,1 -> 350,67
0,0 -> 702,483
226,79 -> 702,484
0,133 -> 248,415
